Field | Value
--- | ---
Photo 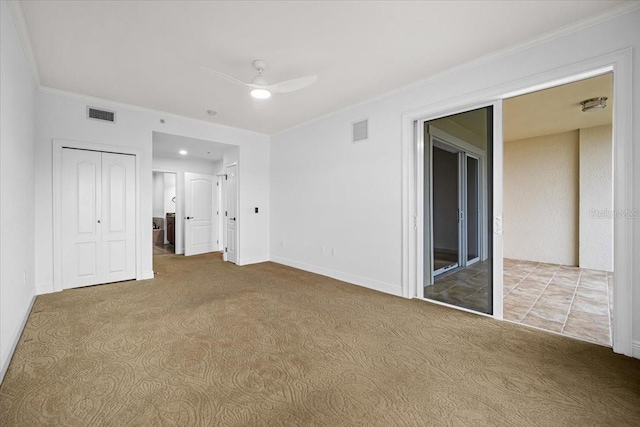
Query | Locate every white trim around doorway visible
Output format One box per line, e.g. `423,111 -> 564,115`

401,48 -> 633,357
222,161 -> 240,264
52,139 -> 146,293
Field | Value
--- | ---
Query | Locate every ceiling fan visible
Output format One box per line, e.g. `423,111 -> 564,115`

202,60 -> 317,99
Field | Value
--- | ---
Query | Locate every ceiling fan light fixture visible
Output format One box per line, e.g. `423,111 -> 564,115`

581,97 -> 607,112
251,88 -> 271,99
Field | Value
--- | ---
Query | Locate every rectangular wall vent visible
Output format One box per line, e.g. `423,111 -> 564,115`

352,119 -> 368,143
87,106 -> 116,123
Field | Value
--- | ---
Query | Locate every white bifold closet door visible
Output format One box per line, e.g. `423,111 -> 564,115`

61,148 -> 136,289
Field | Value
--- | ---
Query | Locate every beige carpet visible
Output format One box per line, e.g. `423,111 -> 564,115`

1,253 -> 639,426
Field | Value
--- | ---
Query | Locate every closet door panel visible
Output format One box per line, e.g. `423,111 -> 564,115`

61,149 -> 103,288
101,152 -> 136,282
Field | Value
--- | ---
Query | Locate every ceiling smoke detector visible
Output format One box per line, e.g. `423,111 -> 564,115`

580,97 -> 607,112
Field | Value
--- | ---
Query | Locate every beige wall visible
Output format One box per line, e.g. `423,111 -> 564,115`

579,125 -> 613,271
504,131 -> 579,265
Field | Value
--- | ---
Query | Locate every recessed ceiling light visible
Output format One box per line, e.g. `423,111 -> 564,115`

179,150 -> 187,155
581,97 -> 607,112
206,110 -> 217,116
250,88 -> 271,99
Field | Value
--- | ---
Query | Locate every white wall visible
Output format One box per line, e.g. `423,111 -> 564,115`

0,1 -> 37,382
580,125 -> 613,271
163,172 -> 176,244
153,155 -> 220,254
163,173 -> 176,215
270,7 -> 640,349
152,172 -> 164,218
504,131 -> 579,265
35,91 -> 270,294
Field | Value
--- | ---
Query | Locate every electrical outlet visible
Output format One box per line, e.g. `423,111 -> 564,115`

321,245 -> 325,253
280,240 -> 284,247
331,248 -> 336,256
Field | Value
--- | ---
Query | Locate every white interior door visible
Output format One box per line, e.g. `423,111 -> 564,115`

62,149 -> 103,288
225,164 -> 238,264
102,152 -> 136,282
61,148 -> 136,289
184,172 -> 217,256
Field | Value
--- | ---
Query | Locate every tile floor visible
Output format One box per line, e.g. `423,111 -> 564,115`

424,258 -> 613,346
503,259 -> 612,347
424,260 -> 490,313
153,243 -> 175,256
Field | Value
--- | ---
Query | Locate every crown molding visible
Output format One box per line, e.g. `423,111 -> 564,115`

5,0 -> 638,136
38,86 -> 269,138
273,1 -> 640,137
4,0 -> 40,86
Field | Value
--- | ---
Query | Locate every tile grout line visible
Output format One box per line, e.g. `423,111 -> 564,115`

520,264 -> 560,323
561,268 -> 583,334
503,261 -> 539,298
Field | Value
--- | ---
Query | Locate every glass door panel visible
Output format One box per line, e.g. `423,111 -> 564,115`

432,145 -> 460,277
423,106 -> 493,314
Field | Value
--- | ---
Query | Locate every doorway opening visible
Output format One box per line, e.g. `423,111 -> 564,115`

420,107 -> 494,314
502,73 -> 614,347
404,51 -> 632,356
152,171 -> 176,256
152,132 -> 239,264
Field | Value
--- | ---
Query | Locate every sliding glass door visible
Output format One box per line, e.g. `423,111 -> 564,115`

422,107 -> 493,314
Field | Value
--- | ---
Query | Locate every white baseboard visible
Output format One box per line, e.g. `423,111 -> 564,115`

36,282 -> 54,295
270,256 -> 402,297
633,341 -> 640,359
1,294 -> 36,384
239,255 -> 270,266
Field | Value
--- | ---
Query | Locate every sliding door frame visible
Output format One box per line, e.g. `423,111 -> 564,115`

465,153 -> 482,266
401,48 -> 633,356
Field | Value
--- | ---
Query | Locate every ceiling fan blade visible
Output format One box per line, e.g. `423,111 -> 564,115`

201,66 -> 250,87
269,75 -> 318,93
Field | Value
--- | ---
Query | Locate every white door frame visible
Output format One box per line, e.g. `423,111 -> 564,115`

464,153 -> 483,266
401,48 -> 633,356
217,175 -> 223,252
222,162 -> 240,263
53,139 -> 144,292
428,126 -> 487,275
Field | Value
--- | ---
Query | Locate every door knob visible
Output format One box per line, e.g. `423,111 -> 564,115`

230,217 -> 236,221
186,216 -> 193,220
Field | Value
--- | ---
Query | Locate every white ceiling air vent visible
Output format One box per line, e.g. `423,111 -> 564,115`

87,106 -> 116,123
352,119 -> 368,143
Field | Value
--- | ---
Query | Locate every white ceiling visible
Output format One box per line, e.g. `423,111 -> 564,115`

152,132 -> 233,162
503,73 -> 613,141
19,1 -> 625,134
